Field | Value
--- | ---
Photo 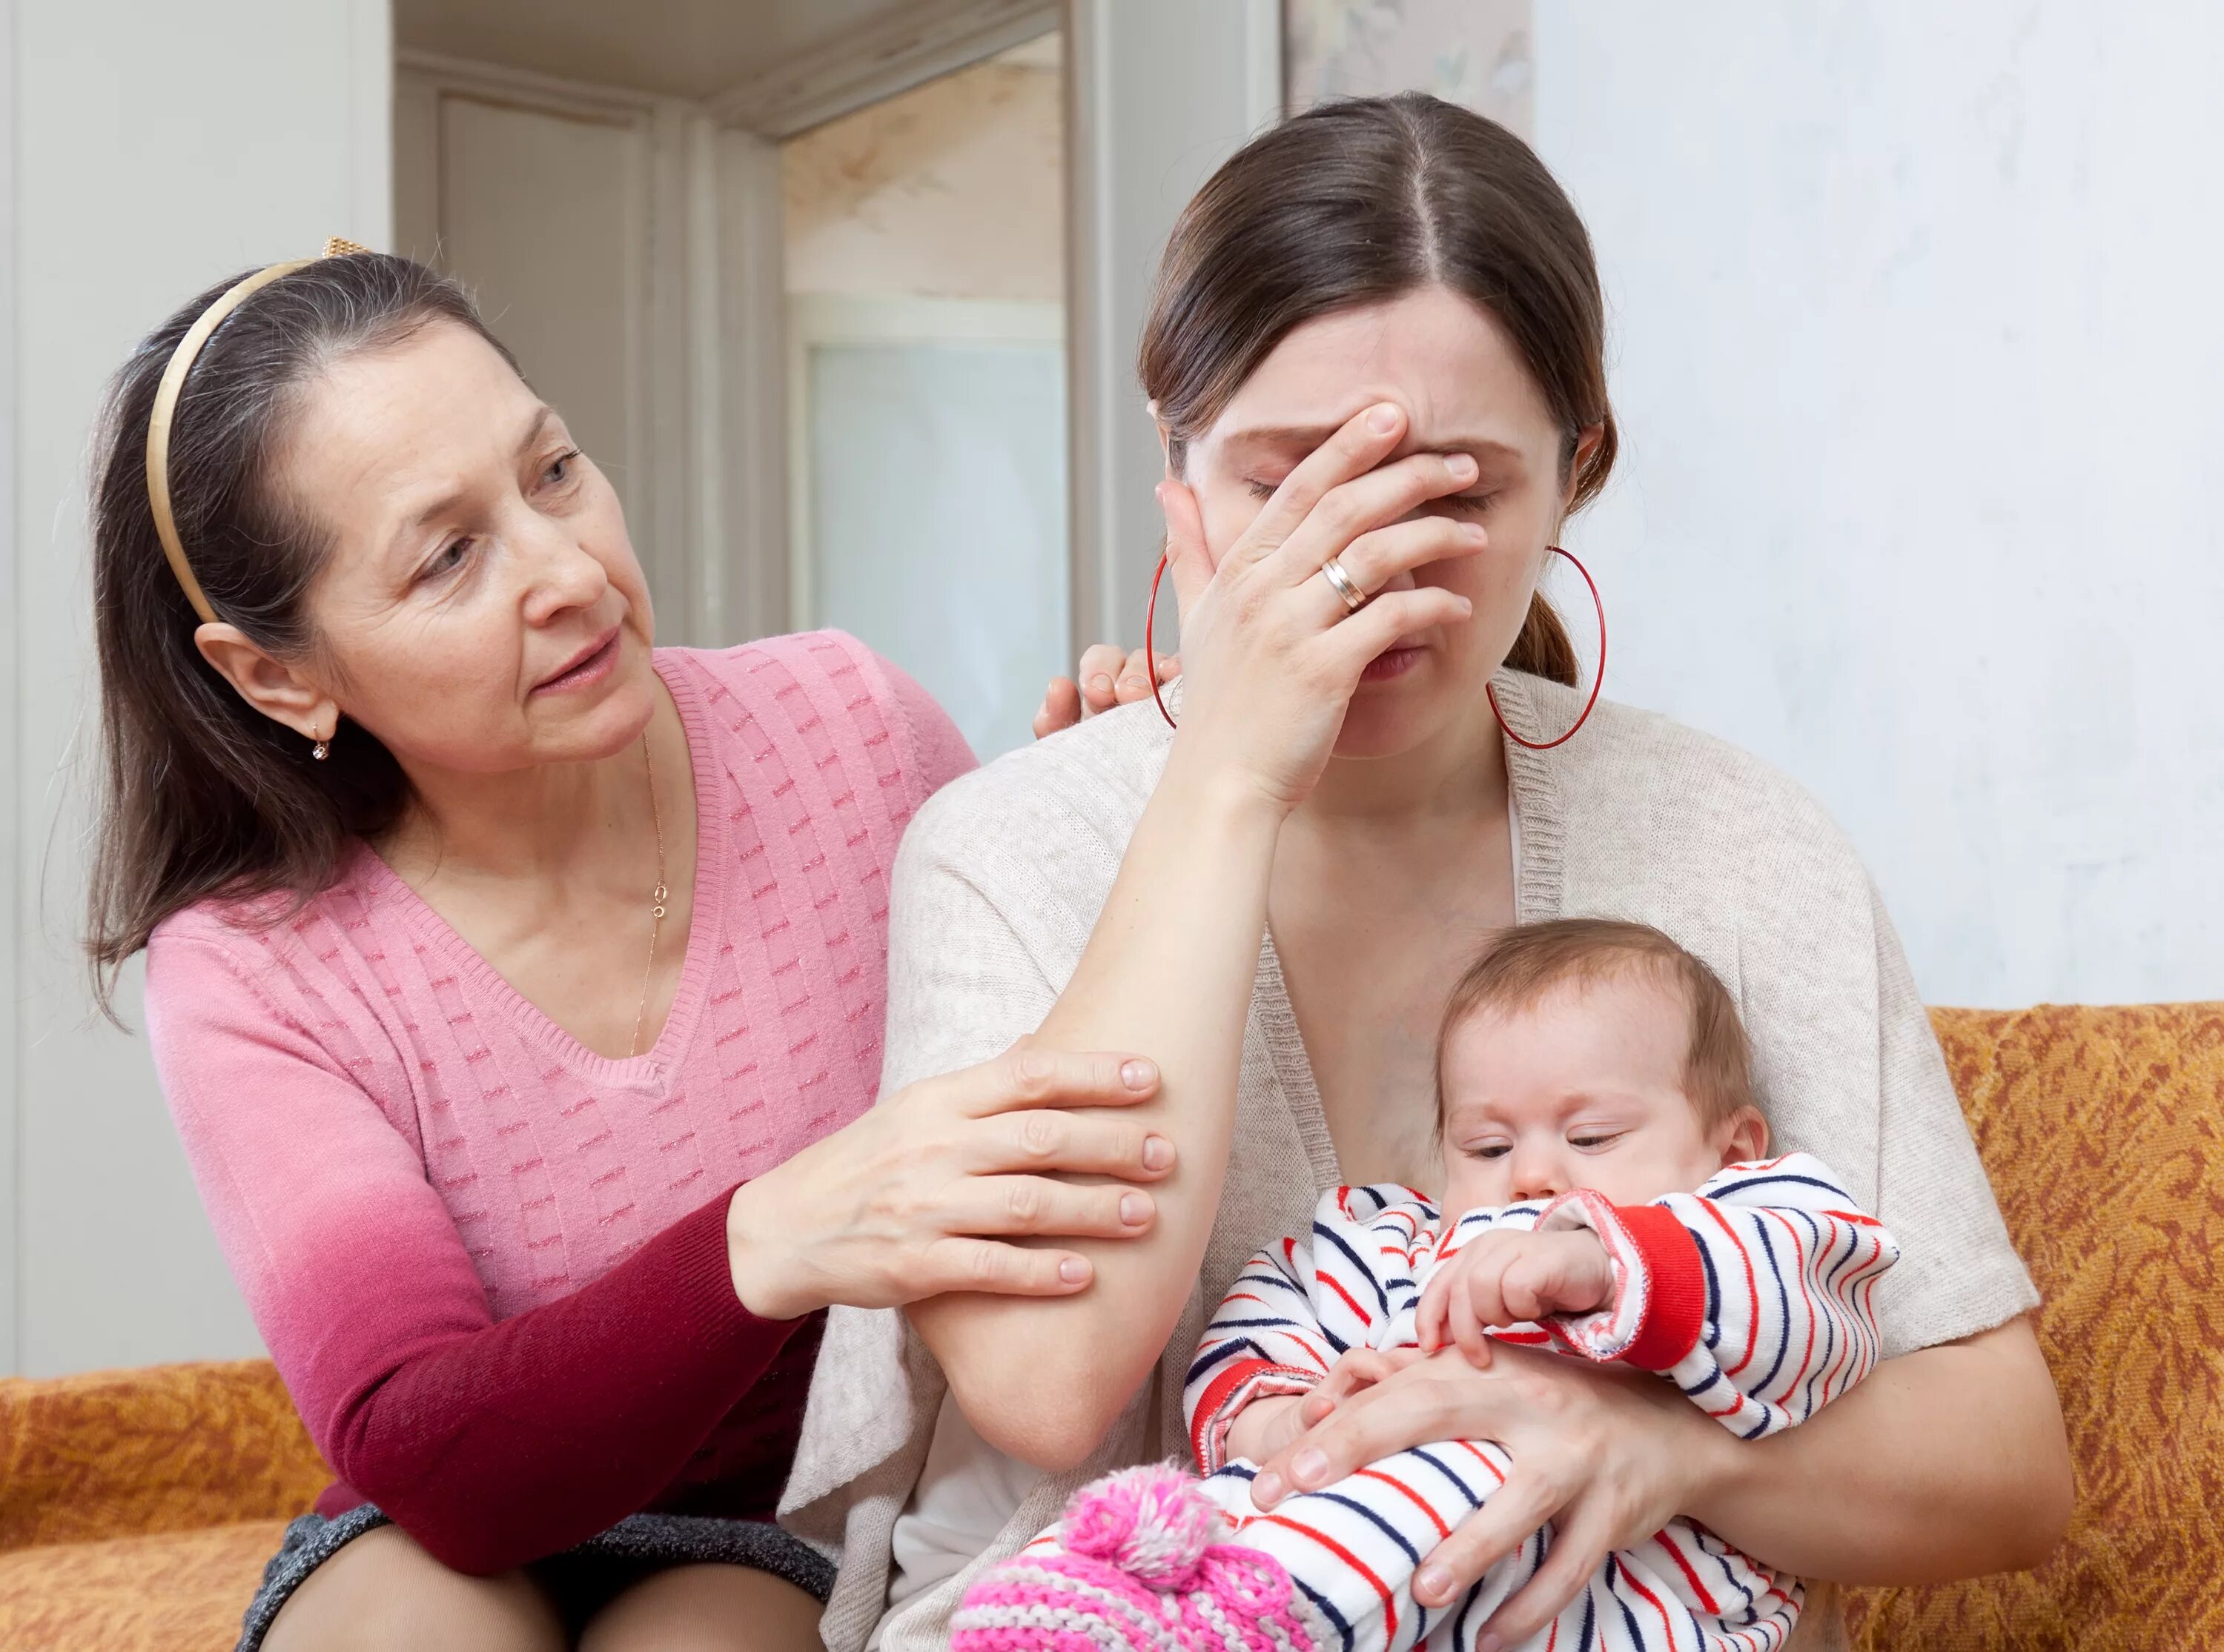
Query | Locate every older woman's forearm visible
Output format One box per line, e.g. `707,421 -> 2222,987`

910,747 -> 1288,1469
1687,1318 -> 2072,1582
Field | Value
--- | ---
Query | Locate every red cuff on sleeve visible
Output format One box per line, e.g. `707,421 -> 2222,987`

1615,1204 -> 1708,1371
1189,1358 -> 1320,1473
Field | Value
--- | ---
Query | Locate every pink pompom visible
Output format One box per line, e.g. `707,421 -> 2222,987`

1058,1463 -> 1227,1590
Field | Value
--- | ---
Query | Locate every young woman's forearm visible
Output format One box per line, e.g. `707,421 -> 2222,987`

910,747 -> 1286,1469
1687,1317 -> 2072,1582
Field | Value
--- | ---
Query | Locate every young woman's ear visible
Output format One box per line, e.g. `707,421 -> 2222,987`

193,623 -> 340,746
1718,1105 -> 1770,1166
1561,422 -> 1606,515
1149,399 -> 1175,477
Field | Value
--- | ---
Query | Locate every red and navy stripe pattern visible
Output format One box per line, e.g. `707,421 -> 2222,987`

1176,1155 -> 1897,1652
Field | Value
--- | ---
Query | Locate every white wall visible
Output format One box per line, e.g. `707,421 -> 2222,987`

1533,1 -> 2224,1008
4,0 -> 392,1375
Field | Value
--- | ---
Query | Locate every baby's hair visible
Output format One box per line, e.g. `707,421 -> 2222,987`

1434,918 -> 1757,1129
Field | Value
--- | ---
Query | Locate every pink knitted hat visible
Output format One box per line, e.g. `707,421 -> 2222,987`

953,1464 -> 1331,1652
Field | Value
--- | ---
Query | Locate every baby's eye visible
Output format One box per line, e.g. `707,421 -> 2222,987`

1467,1143 -> 1511,1160
1569,1131 -> 1625,1152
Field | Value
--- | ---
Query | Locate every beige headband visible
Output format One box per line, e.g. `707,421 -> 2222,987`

143,236 -> 371,625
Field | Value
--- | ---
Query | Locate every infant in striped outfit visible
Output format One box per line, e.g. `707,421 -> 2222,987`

958,918 -> 1899,1652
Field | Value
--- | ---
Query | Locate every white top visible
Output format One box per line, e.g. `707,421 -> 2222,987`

781,674 -> 2037,1652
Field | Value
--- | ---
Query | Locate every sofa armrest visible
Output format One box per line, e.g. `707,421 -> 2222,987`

0,1359 -> 328,1552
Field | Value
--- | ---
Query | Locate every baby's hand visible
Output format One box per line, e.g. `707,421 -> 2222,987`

1417,1228 -> 1615,1364
1225,1349 -> 1426,1462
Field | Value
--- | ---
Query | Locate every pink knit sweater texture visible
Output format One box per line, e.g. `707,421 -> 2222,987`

143,634 -> 974,1573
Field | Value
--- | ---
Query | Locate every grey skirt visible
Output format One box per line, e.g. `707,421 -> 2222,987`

236,1503 -> 835,1651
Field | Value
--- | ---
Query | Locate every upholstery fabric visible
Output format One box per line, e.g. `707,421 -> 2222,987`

0,1520 -> 291,1652
0,1361 -> 325,1651
0,1358 -> 325,1552
1847,1003 -> 2224,1652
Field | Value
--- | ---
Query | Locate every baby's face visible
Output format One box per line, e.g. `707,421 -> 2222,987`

1437,967 -> 1753,1213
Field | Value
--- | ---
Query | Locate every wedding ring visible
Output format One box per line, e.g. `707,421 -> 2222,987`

1320,557 -> 1369,614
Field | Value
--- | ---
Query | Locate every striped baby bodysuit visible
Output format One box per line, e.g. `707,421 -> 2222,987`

1179,1153 -> 1899,1652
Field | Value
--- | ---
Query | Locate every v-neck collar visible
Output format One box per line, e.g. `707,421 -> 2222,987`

1252,669 -> 1570,1184
350,650 -> 727,1092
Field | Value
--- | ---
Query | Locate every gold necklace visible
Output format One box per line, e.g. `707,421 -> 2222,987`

629,732 -> 669,1058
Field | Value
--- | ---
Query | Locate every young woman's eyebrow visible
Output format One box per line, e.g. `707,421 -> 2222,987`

1221,425 -> 1526,466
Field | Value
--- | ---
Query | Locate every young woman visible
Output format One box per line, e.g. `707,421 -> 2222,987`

90,252 -> 1173,1651
788,94 -> 2073,1652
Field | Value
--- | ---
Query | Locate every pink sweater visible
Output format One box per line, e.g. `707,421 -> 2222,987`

144,634 -> 975,1573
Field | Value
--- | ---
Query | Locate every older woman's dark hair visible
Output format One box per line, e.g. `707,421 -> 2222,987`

86,253 -> 514,1012
1139,92 -> 1617,686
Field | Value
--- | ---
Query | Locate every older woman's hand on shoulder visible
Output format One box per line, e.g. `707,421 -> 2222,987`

1034,646 -> 1179,738
723,1044 -> 1176,1319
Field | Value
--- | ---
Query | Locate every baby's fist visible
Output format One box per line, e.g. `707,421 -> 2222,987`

1417,1228 -> 1616,1362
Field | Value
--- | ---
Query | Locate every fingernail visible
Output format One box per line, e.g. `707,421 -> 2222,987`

1292,1450 -> 1328,1486
1089,674 -> 1113,696
1447,453 -> 1478,480
1059,1257 -> 1091,1284
1475,1634 -> 1503,1652
1143,1134 -> 1175,1170
1464,522 -> 1488,541
1251,1472 -> 1284,1505
1121,677 -> 1146,694
1121,1059 -> 1158,1089
1368,402 -> 1400,434
1119,1191 -> 1151,1226
1417,1567 -> 1453,1602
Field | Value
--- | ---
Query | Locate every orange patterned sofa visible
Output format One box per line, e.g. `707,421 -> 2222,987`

1,1004 -> 2217,1651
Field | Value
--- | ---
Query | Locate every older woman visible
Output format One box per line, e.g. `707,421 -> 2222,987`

789,95 -> 2072,1652
89,251 -> 1173,1651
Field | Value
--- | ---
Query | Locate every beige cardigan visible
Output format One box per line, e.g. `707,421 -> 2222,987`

781,673 -> 2038,1652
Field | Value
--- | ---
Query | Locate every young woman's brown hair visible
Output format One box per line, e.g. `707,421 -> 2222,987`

85,254 -> 514,1010
1138,91 -> 1617,686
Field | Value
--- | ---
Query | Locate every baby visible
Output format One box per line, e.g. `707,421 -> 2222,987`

957,919 -> 1899,1652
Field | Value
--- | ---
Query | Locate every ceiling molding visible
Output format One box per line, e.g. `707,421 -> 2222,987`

706,0 -> 1059,139
396,46 -> 675,119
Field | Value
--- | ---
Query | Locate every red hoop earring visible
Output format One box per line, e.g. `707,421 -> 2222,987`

1486,545 -> 1605,751
1146,549 -> 1177,729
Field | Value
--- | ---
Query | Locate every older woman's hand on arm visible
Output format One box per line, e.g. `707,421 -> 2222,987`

908,402 -> 1489,1471
724,1045 -> 1175,1318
